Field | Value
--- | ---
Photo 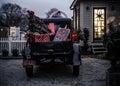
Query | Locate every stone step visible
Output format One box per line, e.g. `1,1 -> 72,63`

92,47 -> 106,49
91,42 -> 107,55
93,47 -> 107,51
91,43 -> 103,46
93,50 -> 107,54
92,44 -> 104,47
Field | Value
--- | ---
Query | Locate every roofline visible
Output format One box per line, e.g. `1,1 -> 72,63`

70,0 -> 78,10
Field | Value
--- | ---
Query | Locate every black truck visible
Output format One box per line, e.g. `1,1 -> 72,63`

22,17 -> 81,77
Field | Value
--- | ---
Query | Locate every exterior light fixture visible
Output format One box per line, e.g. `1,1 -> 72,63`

86,6 -> 89,11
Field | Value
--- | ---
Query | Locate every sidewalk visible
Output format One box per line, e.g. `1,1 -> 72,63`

0,55 -> 92,59
0,55 -> 23,59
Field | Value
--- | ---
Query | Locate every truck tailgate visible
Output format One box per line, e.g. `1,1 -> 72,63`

30,41 -> 73,56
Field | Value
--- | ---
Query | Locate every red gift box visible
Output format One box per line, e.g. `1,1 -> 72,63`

35,34 -> 50,42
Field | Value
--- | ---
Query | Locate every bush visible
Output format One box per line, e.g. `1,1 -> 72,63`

96,54 -> 106,59
12,49 -> 19,56
2,49 -> 9,57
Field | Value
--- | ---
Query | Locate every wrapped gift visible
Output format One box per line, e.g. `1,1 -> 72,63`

53,28 -> 70,41
35,34 -> 50,42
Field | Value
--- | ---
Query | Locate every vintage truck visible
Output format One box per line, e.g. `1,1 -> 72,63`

22,13 -> 81,77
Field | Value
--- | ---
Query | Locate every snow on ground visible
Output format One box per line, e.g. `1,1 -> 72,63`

0,57 -> 110,86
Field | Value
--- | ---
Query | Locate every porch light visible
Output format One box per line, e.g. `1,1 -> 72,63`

86,6 -> 89,11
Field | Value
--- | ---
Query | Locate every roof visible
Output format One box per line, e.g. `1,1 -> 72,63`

41,18 -> 71,24
70,0 -> 120,10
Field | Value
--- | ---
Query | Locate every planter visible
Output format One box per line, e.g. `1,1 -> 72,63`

12,49 -> 19,56
2,49 -> 9,57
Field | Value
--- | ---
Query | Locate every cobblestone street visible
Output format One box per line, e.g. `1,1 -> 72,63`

0,57 -> 110,86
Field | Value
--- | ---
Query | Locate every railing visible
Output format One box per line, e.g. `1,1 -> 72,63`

0,37 -> 26,56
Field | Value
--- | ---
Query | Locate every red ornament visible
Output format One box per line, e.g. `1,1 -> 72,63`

27,10 -> 34,15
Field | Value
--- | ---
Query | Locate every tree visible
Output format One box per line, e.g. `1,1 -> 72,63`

19,8 -> 29,31
103,16 -> 120,68
0,3 -> 28,30
27,10 -> 51,34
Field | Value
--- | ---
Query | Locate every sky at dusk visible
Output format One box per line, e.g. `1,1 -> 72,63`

0,0 -> 74,18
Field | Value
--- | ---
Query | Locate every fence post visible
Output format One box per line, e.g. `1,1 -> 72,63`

8,37 -> 12,56
0,38 -> 1,55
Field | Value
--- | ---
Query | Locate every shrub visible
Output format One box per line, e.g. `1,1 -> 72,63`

96,54 -> 106,59
12,49 -> 19,56
2,49 -> 9,57
83,28 -> 89,52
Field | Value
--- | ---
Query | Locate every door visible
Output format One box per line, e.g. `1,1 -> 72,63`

93,8 -> 106,41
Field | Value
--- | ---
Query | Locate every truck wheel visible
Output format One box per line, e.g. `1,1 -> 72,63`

106,71 -> 109,86
73,65 -> 79,76
25,66 -> 33,77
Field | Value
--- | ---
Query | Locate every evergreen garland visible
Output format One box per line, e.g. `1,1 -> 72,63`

27,12 -> 51,34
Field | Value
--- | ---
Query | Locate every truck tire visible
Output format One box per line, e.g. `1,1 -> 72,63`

106,71 -> 109,86
73,65 -> 79,76
25,66 -> 33,77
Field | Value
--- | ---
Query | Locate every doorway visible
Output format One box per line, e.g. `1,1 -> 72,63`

93,8 -> 106,41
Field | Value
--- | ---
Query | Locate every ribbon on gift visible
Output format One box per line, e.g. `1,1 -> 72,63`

53,28 -> 70,41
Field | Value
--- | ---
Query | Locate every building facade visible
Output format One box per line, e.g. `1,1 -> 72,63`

70,0 -> 120,45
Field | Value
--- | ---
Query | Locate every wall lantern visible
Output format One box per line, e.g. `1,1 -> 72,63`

86,6 -> 90,11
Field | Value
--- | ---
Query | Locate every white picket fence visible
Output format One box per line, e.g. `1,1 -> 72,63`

0,37 -> 26,56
